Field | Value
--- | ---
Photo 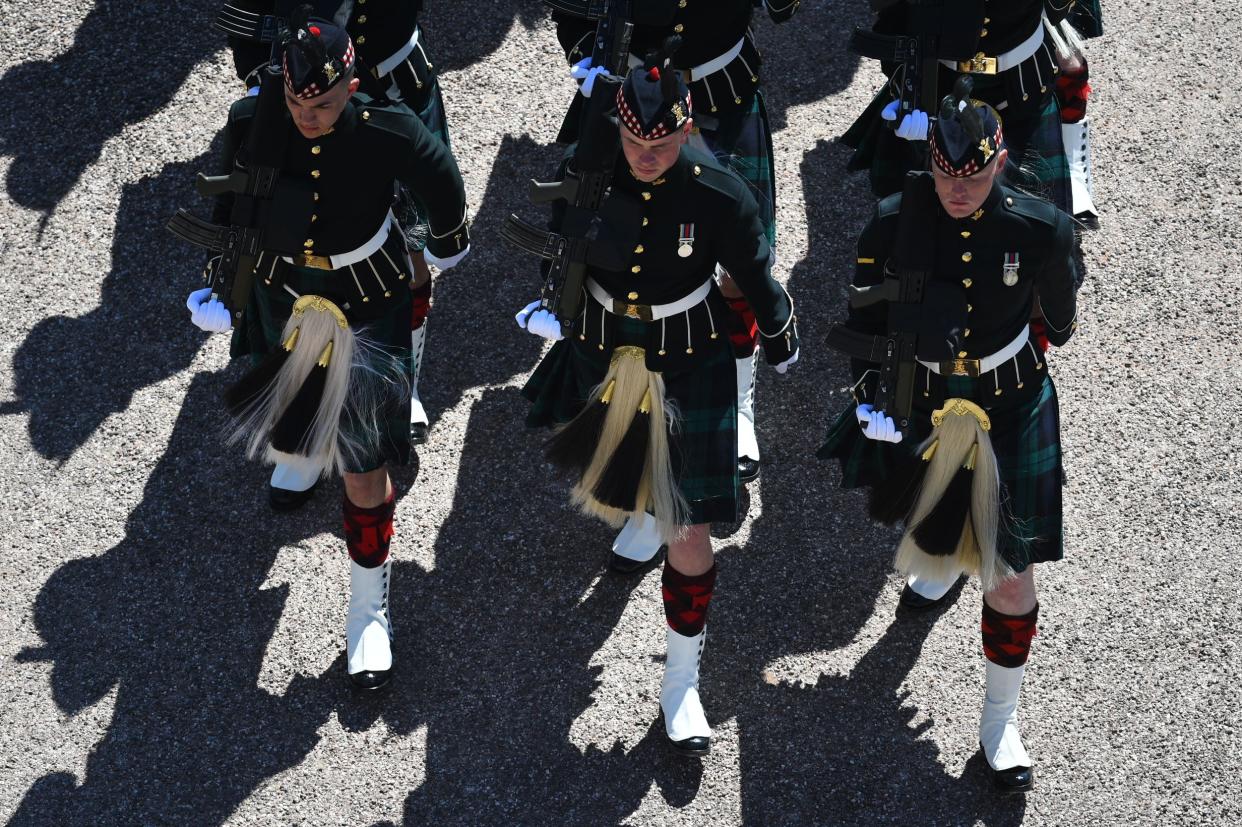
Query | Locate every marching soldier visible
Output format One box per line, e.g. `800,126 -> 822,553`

843,0 -> 1100,216
518,54 -> 798,755
215,0 -> 456,508
820,96 -> 1078,791
547,0 -> 803,570
182,12 -> 469,690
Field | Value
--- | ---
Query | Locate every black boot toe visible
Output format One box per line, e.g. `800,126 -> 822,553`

608,546 -> 666,575
668,735 -> 711,756
269,481 -> 318,513
348,668 -> 393,692
409,422 -> 429,445
897,584 -> 948,612
738,456 -> 760,483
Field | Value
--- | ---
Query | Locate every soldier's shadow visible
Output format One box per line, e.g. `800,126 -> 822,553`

0,0 -> 221,214
8,371 -> 351,826
422,1 -> 546,74
709,139 -> 1027,823
0,148 -> 220,462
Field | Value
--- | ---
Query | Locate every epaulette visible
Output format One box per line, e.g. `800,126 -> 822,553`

228,94 -> 259,125
1000,187 -> 1061,228
354,97 -> 422,141
683,148 -> 747,200
876,190 -> 903,219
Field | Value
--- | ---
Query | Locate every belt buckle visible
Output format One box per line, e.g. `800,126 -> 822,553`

944,358 -> 981,377
620,302 -> 653,322
958,52 -> 998,74
294,253 -> 332,270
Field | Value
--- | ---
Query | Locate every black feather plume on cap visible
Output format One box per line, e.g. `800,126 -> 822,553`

616,36 -> 691,140
930,75 -> 1003,178
281,5 -> 355,99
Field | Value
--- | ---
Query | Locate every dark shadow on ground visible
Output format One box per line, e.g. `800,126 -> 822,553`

8,371 -> 345,825
752,0 -> 868,134
0,0 -> 221,214
422,1 -> 547,74
0,149 -> 220,461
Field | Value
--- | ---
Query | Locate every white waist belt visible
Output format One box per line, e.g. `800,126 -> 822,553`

918,327 -> 1030,375
940,20 -> 1044,74
627,37 -> 745,83
587,278 -> 712,321
374,25 -> 422,78
282,209 -> 394,270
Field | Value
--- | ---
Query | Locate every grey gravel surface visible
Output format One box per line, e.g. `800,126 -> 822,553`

0,2 -> 1238,825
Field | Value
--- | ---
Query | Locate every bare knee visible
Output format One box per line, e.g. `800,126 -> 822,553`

667,524 -> 713,576
983,566 -> 1037,615
343,467 -> 392,508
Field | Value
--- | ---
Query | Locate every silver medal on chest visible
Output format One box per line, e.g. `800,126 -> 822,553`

1002,252 -> 1020,287
677,222 -> 695,258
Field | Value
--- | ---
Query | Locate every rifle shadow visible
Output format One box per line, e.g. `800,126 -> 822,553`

0,0 -> 221,215
713,138 -> 1026,823
0,148 -> 221,462
8,370 -> 348,825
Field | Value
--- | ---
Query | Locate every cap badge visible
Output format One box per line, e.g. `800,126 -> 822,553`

323,61 -> 338,83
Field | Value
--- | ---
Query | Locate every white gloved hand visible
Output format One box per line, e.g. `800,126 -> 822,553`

186,287 -> 233,333
424,244 -> 469,272
570,57 -> 609,98
881,100 -> 930,141
773,347 -> 799,375
856,403 -> 903,443
516,300 -> 565,341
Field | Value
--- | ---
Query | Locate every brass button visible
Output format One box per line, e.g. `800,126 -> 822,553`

962,278 -> 973,288
960,230 -> 971,238
964,328 -> 971,337
983,16 -> 990,23
674,23 -> 684,32
679,0 -> 687,5
631,265 -> 642,273
311,169 -> 321,178
980,27 -> 988,36
641,217 -> 649,226
967,303 -> 973,312
311,214 -> 318,222
693,165 -> 702,176
958,350 -> 968,358
627,291 -> 639,300
361,111 -> 370,121
1006,196 -> 1014,206
962,251 -> 973,263
311,145 -> 322,155
304,238 -> 314,247
313,191 -> 320,201
357,14 -> 367,22
642,192 -> 652,201
356,35 -> 366,44
634,244 -> 644,254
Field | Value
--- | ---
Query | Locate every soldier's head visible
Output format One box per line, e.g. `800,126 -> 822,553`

929,95 -> 1007,219
617,39 -> 693,183
281,11 -> 359,139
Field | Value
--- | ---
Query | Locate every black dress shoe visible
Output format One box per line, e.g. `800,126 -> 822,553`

409,422 -> 429,445
269,481 -> 318,513
668,734 -> 711,757
608,546 -> 666,575
897,583 -> 950,612
738,456 -> 760,484
987,759 -> 1035,793
348,667 -> 393,692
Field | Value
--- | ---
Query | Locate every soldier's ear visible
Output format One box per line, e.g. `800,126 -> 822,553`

994,147 -> 1009,175
348,76 -> 361,95
681,118 -> 693,143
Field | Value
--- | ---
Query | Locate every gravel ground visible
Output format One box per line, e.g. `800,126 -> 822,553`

0,1 -> 1238,825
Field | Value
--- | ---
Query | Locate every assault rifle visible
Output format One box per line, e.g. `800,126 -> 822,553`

826,171 -> 941,431
848,0 -> 984,127
166,65 -> 313,318
501,1 -> 635,337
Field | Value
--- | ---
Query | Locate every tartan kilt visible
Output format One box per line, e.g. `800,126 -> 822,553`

693,91 -> 777,246
843,75 -> 1070,214
523,315 -> 740,525
818,373 -> 1064,572
230,264 -> 414,474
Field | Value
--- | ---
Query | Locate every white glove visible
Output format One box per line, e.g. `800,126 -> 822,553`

881,100 -> 930,141
570,57 -> 609,98
856,403 -> 903,443
424,244 -> 469,271
186,287 -> 233,333
515,300 -> 564,341
773,347 -> 799,375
